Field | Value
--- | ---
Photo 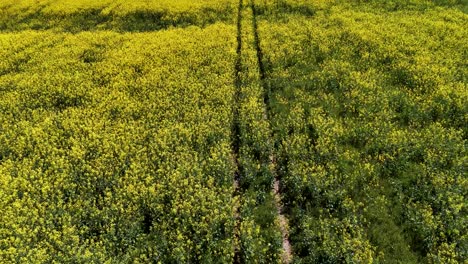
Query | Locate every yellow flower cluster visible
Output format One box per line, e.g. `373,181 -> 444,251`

0,0 -> 466,262
0,0 -> 237,32
0,22 -> 242,262
255,0 -> 466,262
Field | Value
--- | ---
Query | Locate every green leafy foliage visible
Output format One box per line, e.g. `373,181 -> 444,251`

237,0 -> 283,261
255,0 -> 467,262
0,0 -> 237,32
0,0 -> 466,262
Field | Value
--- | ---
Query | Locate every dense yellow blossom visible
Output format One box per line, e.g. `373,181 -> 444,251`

0,0 -> 466,262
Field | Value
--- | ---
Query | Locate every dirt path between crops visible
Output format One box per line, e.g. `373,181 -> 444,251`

250,0 -> 292,261
274,177 -> 292,263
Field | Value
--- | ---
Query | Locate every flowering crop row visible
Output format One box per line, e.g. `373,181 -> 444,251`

237,0 -> 284,262
0,0 -> 466,262
255,0 -> 467,262
0,24 -> 241,262
0,0 -> 237,32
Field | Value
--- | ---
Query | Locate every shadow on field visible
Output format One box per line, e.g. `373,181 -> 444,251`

0,7 -> 235,33
254,2 -> 317,18
253,0 -> 467,16
352,0 -> 468,13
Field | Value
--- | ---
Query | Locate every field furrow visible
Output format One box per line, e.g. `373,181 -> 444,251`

0,0 -> 466,263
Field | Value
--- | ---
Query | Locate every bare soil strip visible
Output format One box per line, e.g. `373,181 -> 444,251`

274,177 -> 292,263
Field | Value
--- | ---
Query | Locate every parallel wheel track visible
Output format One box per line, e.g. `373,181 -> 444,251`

250,0 -> 292,263
232,0 -> 292,262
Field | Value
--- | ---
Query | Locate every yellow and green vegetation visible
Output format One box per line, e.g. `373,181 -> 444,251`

0,26 -> 242,262
0,0 -> 237,32
255,0 -> 467,262
0,0 -> 466,263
